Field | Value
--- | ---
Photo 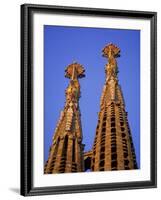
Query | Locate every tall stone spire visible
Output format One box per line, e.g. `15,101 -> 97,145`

91,44 -> 138,171
44,62 -> 85,174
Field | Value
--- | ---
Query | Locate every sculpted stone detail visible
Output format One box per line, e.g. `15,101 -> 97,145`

103,43 -> 120,80
108,77 -> 116,101
65,107 -> 74,131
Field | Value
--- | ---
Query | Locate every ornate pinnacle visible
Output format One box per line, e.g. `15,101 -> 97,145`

65,62 -> 85,103
102,43 -> 120,58
65,62 -> 85,80
102,43 -> 120,78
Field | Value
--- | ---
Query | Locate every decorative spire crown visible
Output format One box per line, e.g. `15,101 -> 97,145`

102,43 -> 120,58
102,43 -> 120,78
65,62 -> 85,80
65,62 -> 85,103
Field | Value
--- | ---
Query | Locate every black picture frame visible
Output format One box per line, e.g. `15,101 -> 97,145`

21,3 -> 157,196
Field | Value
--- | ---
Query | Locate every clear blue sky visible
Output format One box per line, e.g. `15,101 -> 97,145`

44,25 -> 140,168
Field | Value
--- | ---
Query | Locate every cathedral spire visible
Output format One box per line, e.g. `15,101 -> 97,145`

91,44 -> 137,171
44,62 -> 85,174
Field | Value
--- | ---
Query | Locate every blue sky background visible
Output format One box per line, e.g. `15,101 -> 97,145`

44,25 -> 140,168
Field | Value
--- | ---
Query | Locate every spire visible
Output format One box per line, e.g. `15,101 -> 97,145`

44,62 -> 85,174
91,44 -> 137,171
